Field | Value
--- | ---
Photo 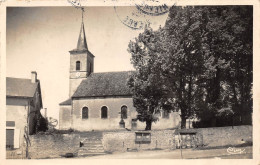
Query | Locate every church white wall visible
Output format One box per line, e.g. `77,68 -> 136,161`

70,97 -> 181,131
69,51 -> 92,97
72,97 -> 135,131
59,105 -> 72,130
69,78 -> 85,98
144,112 -> 181,129
134,112 -> 181,130
70,53 -> 88,72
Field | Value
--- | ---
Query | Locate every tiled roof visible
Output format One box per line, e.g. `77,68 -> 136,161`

59,98 -> 72,105
72,71 -> 134,98
6,77 -> 38,98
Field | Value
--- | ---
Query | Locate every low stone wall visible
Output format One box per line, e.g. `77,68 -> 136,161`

102,125 -> 252,152
102,130 -> 176,153
29,134 -> 80,159
195,125 -> 252,147
27,125 -> 252,158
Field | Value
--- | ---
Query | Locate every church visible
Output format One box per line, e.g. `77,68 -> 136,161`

59,18 -> 181,131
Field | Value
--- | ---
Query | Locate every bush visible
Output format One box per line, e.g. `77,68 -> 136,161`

192,114 -> 252,128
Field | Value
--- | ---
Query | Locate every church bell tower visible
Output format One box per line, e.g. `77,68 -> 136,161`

69,10 -> 94,97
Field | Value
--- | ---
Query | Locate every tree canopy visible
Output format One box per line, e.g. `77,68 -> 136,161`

128,6 -> 252,129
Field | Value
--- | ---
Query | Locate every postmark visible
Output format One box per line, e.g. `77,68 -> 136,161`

135,0 -> 170,16
114,6 -> 151,30
66,0 -> 173,30
113,0 -> 175,30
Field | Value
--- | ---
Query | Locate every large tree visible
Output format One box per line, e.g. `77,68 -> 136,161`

162,6 -> 207,128
192,6 -> 253,126
128,27 -> 170,130
128,6 -> 253,129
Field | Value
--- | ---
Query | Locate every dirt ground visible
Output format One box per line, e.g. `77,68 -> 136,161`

87,146 -> 253,159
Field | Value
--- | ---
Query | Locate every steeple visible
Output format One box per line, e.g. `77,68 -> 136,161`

77,22 -> 88,50
76,9 -> 88,51
69,7 -> 95,97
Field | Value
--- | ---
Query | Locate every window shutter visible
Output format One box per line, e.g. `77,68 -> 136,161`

14,129 -> 20,149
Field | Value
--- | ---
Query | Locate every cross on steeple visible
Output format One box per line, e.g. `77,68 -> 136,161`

81,7 -> 84,24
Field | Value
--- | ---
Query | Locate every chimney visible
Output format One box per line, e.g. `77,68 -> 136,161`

44,108 -> 47,118
31,71 -> 37,83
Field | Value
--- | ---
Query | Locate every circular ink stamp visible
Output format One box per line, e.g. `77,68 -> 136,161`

113,0 -> 174,30
114,6 -> 151,30
135,0 -> 170,16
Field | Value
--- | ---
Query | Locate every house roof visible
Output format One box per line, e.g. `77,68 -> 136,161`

6,77 -> 39,98
72,71 -> 134,98
59,98 -> 72,105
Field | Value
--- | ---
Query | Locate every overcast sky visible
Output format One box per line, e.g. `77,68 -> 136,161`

6,6 -> 169,123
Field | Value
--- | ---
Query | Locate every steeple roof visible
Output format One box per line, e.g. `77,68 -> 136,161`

76,22 -> 88,51
70,10 -> 94,57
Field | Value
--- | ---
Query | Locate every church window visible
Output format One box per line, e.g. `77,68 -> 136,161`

76,61 -> 81,71
82,107 -> 88,119
162,111 -> 169,119
101,106 -> 108,119
121,106 -> 127,119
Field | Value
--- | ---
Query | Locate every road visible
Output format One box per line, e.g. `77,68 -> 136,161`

88,146 -> 252,159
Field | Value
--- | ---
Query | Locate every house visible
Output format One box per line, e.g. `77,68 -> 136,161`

59,19 -> 181,131
6,72 -> 43,149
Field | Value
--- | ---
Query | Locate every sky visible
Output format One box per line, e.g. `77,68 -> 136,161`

6,6 -> 169,123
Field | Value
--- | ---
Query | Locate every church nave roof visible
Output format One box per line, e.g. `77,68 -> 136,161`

72,71 -> 134,98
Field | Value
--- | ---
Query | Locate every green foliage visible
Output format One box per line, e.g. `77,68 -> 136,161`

128,6 -> 252,129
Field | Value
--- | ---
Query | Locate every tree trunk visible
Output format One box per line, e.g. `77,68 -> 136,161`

188,75 -> 192,117
211,118 -> 216,127
181,115 -> 186,129
145,120 -> 152,130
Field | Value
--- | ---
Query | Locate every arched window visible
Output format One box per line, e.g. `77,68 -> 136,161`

76,61 -> 81,71
121,106 -> 127,119
101,106 -> 108,119
82,107 -> 88,119
162,111 -> 169,119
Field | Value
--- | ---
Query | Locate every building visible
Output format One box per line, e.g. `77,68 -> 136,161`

6,72 -> 43,149
59,18 -> 181,131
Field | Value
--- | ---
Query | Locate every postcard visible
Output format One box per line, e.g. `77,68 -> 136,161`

0,0 -> 259,164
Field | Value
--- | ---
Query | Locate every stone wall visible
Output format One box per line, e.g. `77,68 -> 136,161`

102,125 -> 252,152
27,125 -> 252,158
29,134 -> 80,159
102,130 -> 177,152
194,125 -> 252,147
